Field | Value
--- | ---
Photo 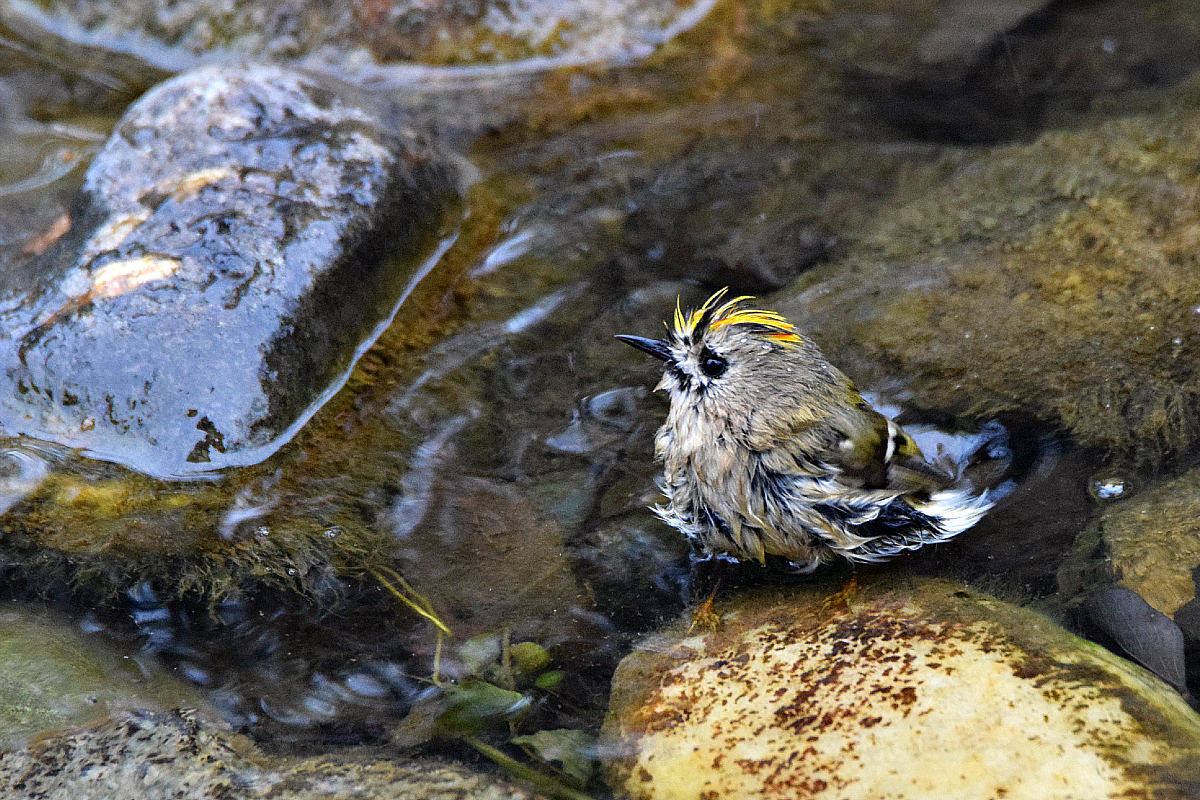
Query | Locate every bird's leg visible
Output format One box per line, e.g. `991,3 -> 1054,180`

821,572 -> 860,615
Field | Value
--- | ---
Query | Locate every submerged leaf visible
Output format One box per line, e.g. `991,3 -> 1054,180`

513,728 -> 596,786
435,680 -> 532,736
535,670 -> 565,690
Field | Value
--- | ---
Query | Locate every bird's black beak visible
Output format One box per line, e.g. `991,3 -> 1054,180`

615,335 -> 674,362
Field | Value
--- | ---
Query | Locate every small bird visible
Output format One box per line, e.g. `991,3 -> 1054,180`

617,288 -> 993,571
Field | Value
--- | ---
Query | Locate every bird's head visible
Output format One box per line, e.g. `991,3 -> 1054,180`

618,289 -> 827,429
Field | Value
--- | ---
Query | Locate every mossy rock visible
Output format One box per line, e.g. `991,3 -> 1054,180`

776,95 -> 1200,463
1062,468 -> 1200,623
601,576 -> 1200,800
1060,467 -> 1200,686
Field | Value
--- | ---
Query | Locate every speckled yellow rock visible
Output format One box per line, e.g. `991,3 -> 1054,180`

601,577 -> 1200,800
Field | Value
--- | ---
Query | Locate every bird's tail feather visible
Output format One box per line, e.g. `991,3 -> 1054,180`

841,486 -> 994,562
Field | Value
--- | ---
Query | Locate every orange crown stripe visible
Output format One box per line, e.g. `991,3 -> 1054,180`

672,289 -> 802,345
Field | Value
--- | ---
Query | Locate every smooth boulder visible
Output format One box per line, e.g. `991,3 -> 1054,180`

0,63 -> 460,477
602,577 -> 1200,800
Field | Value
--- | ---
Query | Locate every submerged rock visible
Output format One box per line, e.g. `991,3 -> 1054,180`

1061,467 -> 1200,681
776,96 -> 1200,463
0,63 -> 460,477
859,0 -> 1200,143
1084,587 -> 1188,695
601,577 -> 1200,800
0,0 -> 718,76
0,709 -> 540,799
1062,469 -> 1200,623
0,604 -> 210,749
389,470 -> 592,647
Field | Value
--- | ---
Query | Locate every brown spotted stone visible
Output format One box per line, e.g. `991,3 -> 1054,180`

601,576 -> 1200,800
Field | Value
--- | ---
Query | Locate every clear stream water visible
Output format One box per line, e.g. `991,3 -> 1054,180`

2,0 -> 1200,792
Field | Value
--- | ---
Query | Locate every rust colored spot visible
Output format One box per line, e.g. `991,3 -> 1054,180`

897,686 -> 918,705
736,758 -> 766,775
1013,656 -> 1055,680
640,705 -> 689,735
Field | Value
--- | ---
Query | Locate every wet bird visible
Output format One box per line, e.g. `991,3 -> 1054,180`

617,289 -> 993,570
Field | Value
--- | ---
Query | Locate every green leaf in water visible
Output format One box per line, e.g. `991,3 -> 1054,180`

466,737 -> 598,800
512,728 -> 596,787
435,680 -> 532,737
534,669 -> 564,690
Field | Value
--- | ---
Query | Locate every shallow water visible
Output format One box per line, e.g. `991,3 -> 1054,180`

3,0 -> 1200,793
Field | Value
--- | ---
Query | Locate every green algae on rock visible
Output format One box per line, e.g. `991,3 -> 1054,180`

774,98 -> 1200,464
0,709 -> 542,799
0,0 -> 720,76
601,577 -> 1200,800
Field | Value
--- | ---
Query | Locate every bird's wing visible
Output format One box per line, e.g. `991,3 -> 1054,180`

760,406 -> 949,493
832,410 -> 951,492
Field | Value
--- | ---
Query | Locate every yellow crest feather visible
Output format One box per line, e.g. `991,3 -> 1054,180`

671,288 -> 802,345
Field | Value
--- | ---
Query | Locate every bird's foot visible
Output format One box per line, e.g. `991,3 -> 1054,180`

688,580 -> 723,633
821,574 -> 859,615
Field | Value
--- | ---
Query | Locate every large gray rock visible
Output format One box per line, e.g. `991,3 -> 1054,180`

0,63 -> 460,477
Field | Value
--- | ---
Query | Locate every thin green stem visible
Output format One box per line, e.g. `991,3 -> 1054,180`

464,737 -> 597,800
367,565 -> 453,637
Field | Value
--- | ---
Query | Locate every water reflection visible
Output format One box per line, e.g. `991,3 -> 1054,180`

0,444 -> 49,515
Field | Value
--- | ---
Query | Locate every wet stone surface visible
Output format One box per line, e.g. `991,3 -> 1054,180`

775,91 -> 1200,465
1061,466 -> 1200,689
0,603 -> 212,750
1084,587 -> 1188,696
0,63 -> 460,477
0,0 -> 720,75
602,577 -> 1200,800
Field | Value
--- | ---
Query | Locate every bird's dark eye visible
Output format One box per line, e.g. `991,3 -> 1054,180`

700,351 -> 728,378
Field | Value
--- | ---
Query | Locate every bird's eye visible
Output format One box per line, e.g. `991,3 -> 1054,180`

700,352 -> 728,378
